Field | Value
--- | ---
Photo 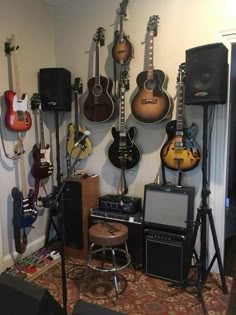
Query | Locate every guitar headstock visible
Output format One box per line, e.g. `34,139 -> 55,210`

73,77 -> 83,94
5,34 -> 19,55
120,71 -> 129,91
119,0 -> 129,17
31,93 -> 42,111
147,15 -> 160,36
94,27 -> 105,46
177,62 -> 186,83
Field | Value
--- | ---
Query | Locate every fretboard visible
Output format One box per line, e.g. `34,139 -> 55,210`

147,31 -> 154,80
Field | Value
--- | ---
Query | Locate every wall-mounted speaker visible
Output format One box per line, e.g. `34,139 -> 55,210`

0,273 -> 66,315
143,184 -> 195,234
39,68 -> 72,111
185,43 -> 228,105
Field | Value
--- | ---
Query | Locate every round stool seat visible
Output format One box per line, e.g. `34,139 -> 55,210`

89,222 -> 128,247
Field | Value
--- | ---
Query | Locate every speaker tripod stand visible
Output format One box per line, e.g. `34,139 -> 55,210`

188,104 -> 228,312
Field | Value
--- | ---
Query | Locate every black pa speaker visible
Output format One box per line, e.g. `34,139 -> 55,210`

63,180 -> 83,249
185,43 -> 228,105
39,68 -> 72,111
0,273 -> 66,315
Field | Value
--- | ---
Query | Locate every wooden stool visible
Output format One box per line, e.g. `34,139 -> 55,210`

81,222 -> 134,298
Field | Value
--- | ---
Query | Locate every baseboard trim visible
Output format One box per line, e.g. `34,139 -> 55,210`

1,236 -> 45,272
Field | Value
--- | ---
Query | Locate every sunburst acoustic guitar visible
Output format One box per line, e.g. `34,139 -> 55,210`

131,15 -> 172,124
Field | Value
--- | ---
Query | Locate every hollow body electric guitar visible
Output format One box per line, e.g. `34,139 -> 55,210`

4,34 -> 32,132
67,78 -> 92,160
112,0 -> 133,64
108,71 -> 141,170
131,16 -> 172,124
83,27 -> 116,123
12,142 -> 37,254
31,94 -> 54,180
160,63 -> 201,171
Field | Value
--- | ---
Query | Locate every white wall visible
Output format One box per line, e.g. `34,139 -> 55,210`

0,0 -> 235,272
52,0 -> 236,270
0,0 -> 56,269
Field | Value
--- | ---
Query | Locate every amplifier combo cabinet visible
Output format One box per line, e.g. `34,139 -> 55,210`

89,208 -> 144,267
143,184 -> 195,282
144,228 -> 190,282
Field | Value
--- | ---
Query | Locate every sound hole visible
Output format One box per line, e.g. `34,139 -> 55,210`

144,79 -> 156,91
93,84 -> 103,97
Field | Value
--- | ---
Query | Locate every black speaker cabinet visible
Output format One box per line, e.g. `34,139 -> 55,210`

0,273 -> 66,315
39,68 -> 72,111
89,211 -> 144,267
63,176 -> 99,259
145,228 -> 190,282
185,43 -> 228,105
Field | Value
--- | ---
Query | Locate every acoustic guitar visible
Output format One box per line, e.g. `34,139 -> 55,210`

4,34 -> 32,132
112,0 -> 133,64
108,71 -> 141,170
83,27 -> 116,123
12,140 -> 37,254
131,16 -> 172,124
160,63 -> 201,171
66,78 -> 92,160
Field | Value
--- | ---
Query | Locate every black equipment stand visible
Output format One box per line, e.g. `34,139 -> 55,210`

43,112 -> 88,314
190,105 -> 228,296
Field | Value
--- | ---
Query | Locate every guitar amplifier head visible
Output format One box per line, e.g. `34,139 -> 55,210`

98,194 -> 142,214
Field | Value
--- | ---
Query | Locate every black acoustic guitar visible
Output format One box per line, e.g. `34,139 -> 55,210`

131,15 -> 172,124
160,63 -> 201,171
83,27 -> 116,123
112,0 -> 133,64
108,71 -> 141,170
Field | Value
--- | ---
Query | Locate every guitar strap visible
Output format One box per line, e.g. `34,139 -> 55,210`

0,107 -> 23,160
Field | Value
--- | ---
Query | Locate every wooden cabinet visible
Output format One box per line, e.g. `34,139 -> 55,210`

64,175 -> 99,259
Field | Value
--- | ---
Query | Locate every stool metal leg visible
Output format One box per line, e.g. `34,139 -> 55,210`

111,248 -> 119,298
80,242 -> 95,297
124,241 -> 136,282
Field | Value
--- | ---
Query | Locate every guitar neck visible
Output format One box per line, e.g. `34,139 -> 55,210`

95,42 -> 100,85
19,154 -> 27,197
39,110 -> 46,148
176,80 -> 185,132
119,87 -> 126,133
147,31 -> 154,80
74,90 -> 80,132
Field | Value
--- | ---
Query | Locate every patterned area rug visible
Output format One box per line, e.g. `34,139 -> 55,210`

33,257 -> 232,315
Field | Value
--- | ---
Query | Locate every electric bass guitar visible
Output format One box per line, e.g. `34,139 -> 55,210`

83,27 -> 116,123
160,63 -> 201,171
112,0 -> 133,64
12,141 -> 37,254
31,94 -> 54,180
131,15 -> 172,124
108,71 -> 141,170
4,34 -> 32,132
66,78 -> 92,159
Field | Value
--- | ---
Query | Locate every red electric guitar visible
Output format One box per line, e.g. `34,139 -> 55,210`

4,34 -> 32,132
